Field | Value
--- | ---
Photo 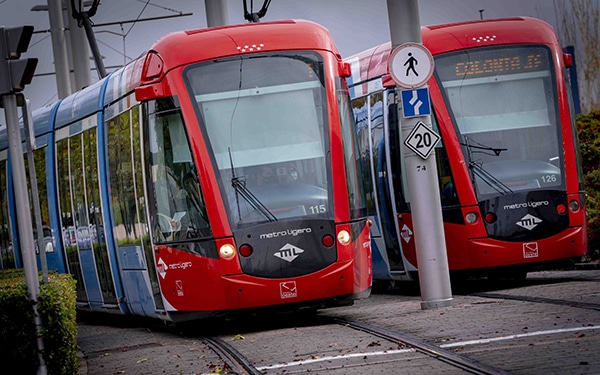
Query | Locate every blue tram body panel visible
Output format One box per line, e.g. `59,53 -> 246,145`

78,249 -> 104,310
54,79 -> 106,129
368,218 -> 393,281
118,245 -> 158,318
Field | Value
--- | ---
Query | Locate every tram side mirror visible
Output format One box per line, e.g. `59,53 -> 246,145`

382,74 -> 396,88
563,53 -> 573,68
339,61 -> 351,77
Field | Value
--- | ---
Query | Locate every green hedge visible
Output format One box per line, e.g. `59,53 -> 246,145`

577,110 -> 600,260
0,271 -> 78,375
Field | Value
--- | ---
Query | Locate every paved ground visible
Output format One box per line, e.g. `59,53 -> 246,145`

77,268 -> 600,374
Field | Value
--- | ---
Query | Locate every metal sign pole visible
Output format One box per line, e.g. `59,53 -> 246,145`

3,93 -> 47,374
22,97 -> 49,283
386,0 -> 452,309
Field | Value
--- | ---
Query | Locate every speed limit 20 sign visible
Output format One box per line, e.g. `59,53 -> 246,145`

404,121 -> 440,159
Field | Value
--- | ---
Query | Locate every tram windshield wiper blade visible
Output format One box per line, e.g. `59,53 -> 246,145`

231,177 -> 277,222
460,141 -> 507,157
469,161 -> 513,195
228,148 -> 277,223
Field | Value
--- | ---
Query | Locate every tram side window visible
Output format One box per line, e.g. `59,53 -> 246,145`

55,134 -> 89,301
351,96 -> 377,218
107,100 -> 164,309
338,77 -> 367,220
108,108 -> 146,246
431,114 -> 459,207
26,145 -> 55,254
145,98 -> 210,243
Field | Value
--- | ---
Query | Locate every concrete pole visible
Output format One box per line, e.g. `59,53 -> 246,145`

386,0 -> 452,309
3,94 -> 47,375
204,0 -> 229,27
67,1 -> 92,90
47,0 -> 72,98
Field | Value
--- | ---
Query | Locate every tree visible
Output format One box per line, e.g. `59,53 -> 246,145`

554,0 -> 600,113
576,110 -> 600,259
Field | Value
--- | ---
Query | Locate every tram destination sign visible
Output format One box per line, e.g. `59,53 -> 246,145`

403,121 -> 440,159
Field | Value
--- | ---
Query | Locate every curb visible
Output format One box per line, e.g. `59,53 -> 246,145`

77,350 -> 87,375
575,262 -> 600,270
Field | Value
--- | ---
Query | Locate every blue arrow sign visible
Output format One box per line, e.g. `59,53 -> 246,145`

401,87 -> 431,118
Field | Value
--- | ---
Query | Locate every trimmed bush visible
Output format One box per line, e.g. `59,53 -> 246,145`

0,271 -> 78,375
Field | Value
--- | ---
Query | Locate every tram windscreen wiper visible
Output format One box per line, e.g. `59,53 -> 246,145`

228,148 -> 277,222
469,161 -> 513,195
461,137 -> 512,195
460,138 -> 507,156
231,176 -> 277,222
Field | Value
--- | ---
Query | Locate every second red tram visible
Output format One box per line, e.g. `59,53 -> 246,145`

345,17 -> 587,281
0,20 -> 372,321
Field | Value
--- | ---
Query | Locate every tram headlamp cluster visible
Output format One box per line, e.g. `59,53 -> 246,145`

569,199 -> 580,212
465,212 -> 479,224
219,244 -> 236,259
337,230 -> 351,246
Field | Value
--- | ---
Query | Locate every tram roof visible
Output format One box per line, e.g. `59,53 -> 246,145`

345,17 -> 559,87
146,19 -> 341,71
46,19 -> 339,131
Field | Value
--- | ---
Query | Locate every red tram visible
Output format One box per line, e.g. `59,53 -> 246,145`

345,17 -> 587,281
0,20 -> 372,321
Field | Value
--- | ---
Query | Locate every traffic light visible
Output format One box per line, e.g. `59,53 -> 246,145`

0,25 -> 38,95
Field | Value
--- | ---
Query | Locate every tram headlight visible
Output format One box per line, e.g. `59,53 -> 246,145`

219,244 -> 236,259
465,211 -> 479,224
569,199 -> 580,212
337,230 -> 351,246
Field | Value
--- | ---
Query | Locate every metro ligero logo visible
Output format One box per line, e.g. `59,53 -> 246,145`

516,214 -> 542,231
274,243 -> 305,262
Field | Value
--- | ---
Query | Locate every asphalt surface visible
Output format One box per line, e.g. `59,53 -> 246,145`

76,267 -> 600,374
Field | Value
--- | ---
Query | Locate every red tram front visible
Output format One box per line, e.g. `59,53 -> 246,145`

134,20 -> 372,320
346,17 -> 586,282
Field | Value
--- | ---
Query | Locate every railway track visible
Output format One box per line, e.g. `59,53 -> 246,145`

471,292 -> 600,311
201,336 -> 263,375
331,318 -> 512,375
197,315 -> 513,375
78,270 -> 600,374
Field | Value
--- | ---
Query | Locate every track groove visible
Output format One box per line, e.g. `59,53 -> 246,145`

202,336 -> 263,375
472,292 -> 600,311
332,318 -> 513,375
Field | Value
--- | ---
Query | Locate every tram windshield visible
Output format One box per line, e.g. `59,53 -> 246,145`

185,51 -> 331,228
435,45 -> 565,200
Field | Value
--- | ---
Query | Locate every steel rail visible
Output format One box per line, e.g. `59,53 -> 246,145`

201,336 -> 263,375
333,318 -> 514,375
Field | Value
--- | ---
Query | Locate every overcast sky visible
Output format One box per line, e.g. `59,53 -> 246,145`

0,0 -> 557,112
